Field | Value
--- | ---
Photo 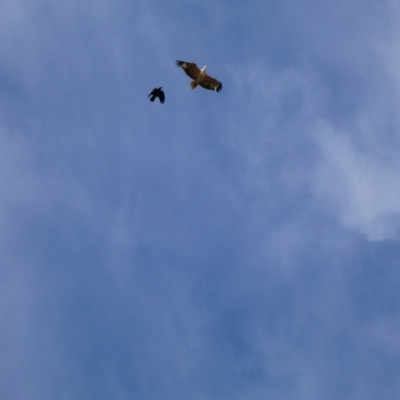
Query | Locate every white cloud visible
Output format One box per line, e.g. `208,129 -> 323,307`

226,9 -> 400,242
313,125 -> 400,241
311,18 -> 400,241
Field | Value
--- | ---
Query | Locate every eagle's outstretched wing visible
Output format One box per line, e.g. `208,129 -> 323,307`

199,74 -> 223,92
175,61 -> 201,80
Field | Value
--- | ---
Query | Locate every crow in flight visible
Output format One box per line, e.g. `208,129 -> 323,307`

148,87 -> 165,103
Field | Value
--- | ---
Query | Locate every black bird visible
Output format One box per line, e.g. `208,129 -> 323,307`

148,87 -> 165,103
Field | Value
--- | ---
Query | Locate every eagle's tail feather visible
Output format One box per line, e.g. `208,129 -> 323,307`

190,81 -> 198,89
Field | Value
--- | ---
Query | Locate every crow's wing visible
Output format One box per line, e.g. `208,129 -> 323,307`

148,88 -> 157,98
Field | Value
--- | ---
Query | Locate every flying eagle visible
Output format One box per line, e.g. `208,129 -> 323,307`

176,61 -> 222,92
148,87 -> 165,103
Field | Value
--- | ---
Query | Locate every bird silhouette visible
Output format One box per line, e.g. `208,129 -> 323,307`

148,87 -> 165,103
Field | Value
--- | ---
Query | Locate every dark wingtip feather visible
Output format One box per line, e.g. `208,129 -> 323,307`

175,60 -> 184,67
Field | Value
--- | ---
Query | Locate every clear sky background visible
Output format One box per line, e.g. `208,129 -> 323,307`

1,1 -> 400,399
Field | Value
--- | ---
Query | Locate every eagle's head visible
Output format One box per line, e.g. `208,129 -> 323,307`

201,65 -> 207,73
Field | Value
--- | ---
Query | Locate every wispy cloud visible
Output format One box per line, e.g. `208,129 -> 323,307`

313,124 -> 400,241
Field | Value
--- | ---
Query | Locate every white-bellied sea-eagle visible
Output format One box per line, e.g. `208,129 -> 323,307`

176,61 -> 222,92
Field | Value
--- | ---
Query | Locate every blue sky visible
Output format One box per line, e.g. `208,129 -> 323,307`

1,1 -> 400,399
